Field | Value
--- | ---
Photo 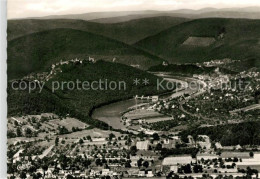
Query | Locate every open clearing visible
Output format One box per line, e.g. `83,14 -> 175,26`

144,116 -> 173,123
124,109 -> 163,120
182,37 -> 216,47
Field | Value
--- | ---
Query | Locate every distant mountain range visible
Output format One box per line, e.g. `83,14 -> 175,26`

12,6 -> 260,23
8,16 -> 188,43
7,7 -> 260,80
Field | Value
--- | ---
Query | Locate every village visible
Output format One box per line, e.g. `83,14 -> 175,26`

7,57 -> 260,179
7,111 -> 260,178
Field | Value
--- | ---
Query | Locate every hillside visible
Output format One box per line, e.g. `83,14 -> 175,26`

135,18 -> 260,70
7,28 -> 163,79
8,16 -> 188,44
8,61 -> 166,129
180,121 -> 260,146
148,64 -> 237,75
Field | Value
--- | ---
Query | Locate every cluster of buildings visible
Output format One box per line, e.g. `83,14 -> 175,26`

203,58 -> 235,67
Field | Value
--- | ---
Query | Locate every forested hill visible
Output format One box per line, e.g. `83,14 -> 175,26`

135,18 -> 260,69
8,16 -> 188,44
8,61 -> 166,129
180,121 -> 260,146
8,28 -> 163,80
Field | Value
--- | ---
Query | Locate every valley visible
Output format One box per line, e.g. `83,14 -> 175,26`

6,8 -> 260,179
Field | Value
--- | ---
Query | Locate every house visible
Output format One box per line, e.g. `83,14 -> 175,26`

136,140 -> 149,150
187,135 -> 195,145
146,170 -> 154,177
221,152 -> 250,159
138,170 -> 146,177
127,169 -> 139,176
215,142 -> 223,149
162,138 -> 177,149
162,61 -> 169,66
89,57 -> 95,63
152,96 -> 159,102
131,64 -> 140,68
162,156 -> 193,166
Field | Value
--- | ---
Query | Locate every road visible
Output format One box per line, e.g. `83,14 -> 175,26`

230,104 -> 260,113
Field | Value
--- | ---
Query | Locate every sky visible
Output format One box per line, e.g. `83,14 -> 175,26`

8,0 -> 260,19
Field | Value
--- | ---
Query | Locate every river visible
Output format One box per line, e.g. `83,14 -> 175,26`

91,74 -> 204,130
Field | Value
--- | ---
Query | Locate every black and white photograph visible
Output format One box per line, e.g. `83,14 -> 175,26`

5,0 -> 260,178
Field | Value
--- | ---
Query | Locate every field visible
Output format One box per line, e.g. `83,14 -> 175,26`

144,117 -> 172,123
182,37 -> 216,47
124,109 -> 164,120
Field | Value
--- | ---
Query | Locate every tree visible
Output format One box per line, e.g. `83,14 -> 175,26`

7,130 -> 16,138
14,121 -> 19,126
7,163 -> 17,176
67,174 -> 74,179
182,164 -> 192,174
19,172 -> 27,179
25,128 -> 32,137
143,161 -> 149,168
193,164 -> 203,173
152,133 -> 160,141
130,146 -> 137,155
137,158 -> 143,168
155,143 -> 162,151
79,138 -> 84,145
95,158 -> 102,166
125,160 -> 132,168
137,131 -> 146,139
16,127 -> 22,137
55,137 -> 59,146
58,126 -> 69,135
108,133 -> 115,141
42,165 -> 48,177
87,135 -> 92,141
167,171 -> 174,179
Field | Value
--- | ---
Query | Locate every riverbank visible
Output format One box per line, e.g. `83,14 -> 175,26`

92,74 -> 201,130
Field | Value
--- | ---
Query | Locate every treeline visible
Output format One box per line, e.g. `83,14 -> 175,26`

149,120 -> 178,131
160,148 -> 199,158
180,121 -> 260,146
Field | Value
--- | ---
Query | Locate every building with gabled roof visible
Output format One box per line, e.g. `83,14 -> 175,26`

136,140 -> 149,150
162,156 -> 193,166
